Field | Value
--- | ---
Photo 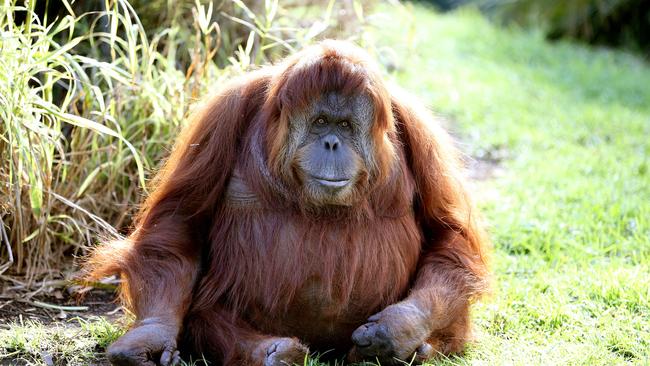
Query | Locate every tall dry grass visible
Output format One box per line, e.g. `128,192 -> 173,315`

0,0 -> 372,286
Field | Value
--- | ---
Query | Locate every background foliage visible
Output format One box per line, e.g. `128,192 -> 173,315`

425,0 -> 650,54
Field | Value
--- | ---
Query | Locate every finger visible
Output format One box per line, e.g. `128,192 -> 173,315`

160,348 -> 173,366
107,347 -> 138,366
171,350 -> 181,366
108,350 -> 156,366
415,342 -> 435,361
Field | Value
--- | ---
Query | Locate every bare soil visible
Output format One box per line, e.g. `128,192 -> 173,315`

0,289 -> 122,325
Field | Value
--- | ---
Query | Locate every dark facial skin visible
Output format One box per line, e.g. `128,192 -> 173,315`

289,92 -> 375,205
304,115 -> 357,186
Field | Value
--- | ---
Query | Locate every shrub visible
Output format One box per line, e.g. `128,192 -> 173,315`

481,0 -> 650,53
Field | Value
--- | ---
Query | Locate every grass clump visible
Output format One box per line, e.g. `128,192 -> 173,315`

0,317 -> 123,365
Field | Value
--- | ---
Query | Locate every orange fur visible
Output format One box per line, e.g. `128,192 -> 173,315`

86,40 -> 489,365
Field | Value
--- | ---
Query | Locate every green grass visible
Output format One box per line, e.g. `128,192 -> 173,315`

372,3 -> 650,365
0,317 -> 124,365
2,2 -> 650,366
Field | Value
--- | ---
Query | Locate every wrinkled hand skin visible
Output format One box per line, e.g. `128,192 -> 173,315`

107,318 -> 180,366
348,301 -> 435,365
253,337 -> 309,366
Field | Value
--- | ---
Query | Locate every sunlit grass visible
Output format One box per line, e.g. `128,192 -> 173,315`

374,3 -> 650,365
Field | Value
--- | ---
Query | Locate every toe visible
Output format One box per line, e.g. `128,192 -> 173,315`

264,338 -> 308,366
351,322 -> 394,359
351,322 -> 375,347
415,342 -> 435,362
